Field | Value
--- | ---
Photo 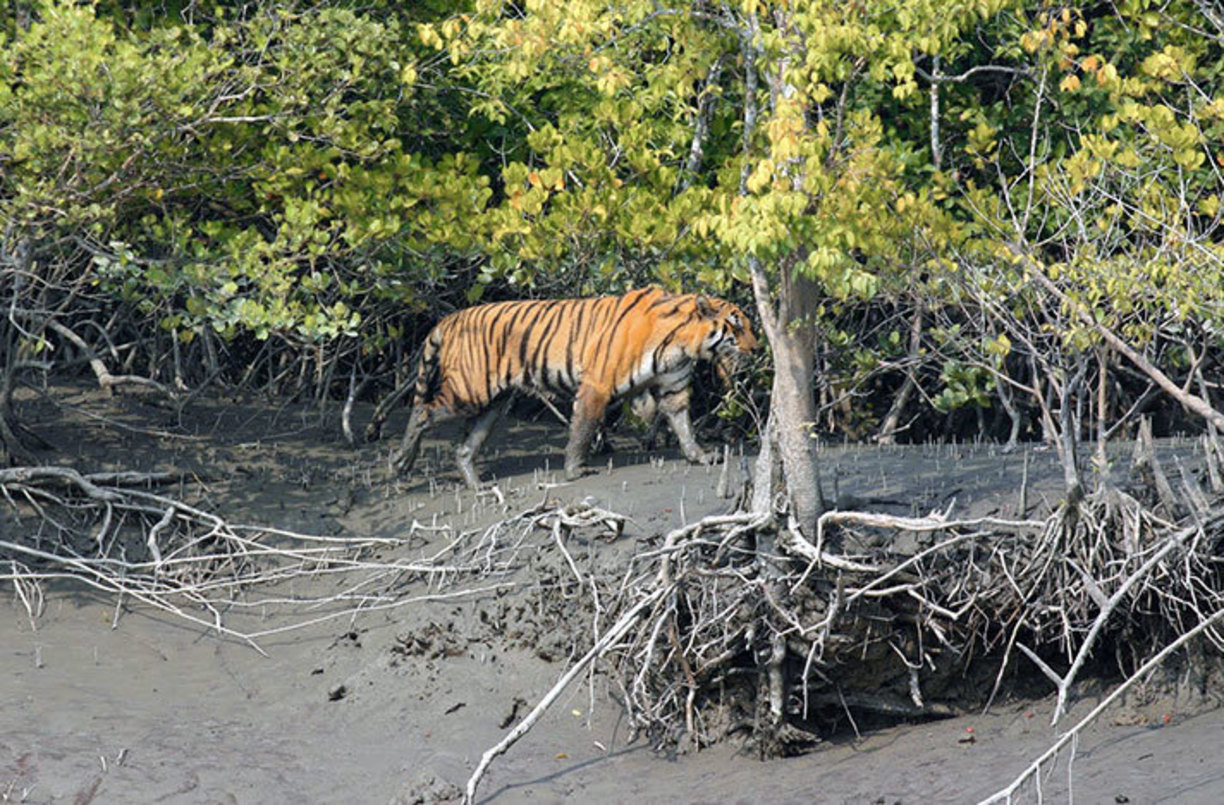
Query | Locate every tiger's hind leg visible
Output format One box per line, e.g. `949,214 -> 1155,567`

393,401 -> 459,476
565,384 -> 611,481
456,397 -> 512,490
658,388 -> 715,465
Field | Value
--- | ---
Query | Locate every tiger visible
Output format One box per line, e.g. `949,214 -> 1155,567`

383,286 -> 757,488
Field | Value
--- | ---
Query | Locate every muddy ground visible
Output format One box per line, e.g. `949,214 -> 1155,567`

3,383 -> 1224,804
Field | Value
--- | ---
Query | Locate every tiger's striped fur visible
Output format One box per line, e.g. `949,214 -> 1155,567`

392,286 -> 757,488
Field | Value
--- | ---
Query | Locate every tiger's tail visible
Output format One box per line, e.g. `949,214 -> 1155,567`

391,328 -> 446,473
412,329 -> 443,405
364,336 -> 432,444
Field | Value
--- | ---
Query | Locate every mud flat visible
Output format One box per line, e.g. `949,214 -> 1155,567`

3,385 -> 1223,803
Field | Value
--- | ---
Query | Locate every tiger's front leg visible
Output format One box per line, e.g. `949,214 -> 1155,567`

455,398 -> 512,490
658,388 -> 715,465
565,384 -> 611,481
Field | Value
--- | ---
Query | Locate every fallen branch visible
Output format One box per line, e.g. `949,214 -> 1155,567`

979,603 -> 1224,805
42,318 -> 179,398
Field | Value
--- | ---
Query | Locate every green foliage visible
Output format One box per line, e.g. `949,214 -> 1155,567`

934,361 -> 994,412
3,0 -> 1223,434
1,1 -> 485,348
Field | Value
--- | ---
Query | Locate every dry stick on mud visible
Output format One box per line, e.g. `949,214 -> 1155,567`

794,508 -> 1045,585
464,583 -> 674,805
0,536 -> 272,653
979,603 -> 1224,805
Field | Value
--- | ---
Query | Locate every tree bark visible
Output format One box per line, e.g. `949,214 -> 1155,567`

748,254 -> 824,534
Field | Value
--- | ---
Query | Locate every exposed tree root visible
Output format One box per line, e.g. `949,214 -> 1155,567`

454,472 -> 1224,799
474,474 -> 1224,800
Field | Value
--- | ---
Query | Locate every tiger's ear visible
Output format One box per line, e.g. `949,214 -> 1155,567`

695,295 -> 718,317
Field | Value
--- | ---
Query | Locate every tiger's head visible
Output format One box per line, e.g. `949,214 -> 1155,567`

693,295 -> 758,379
